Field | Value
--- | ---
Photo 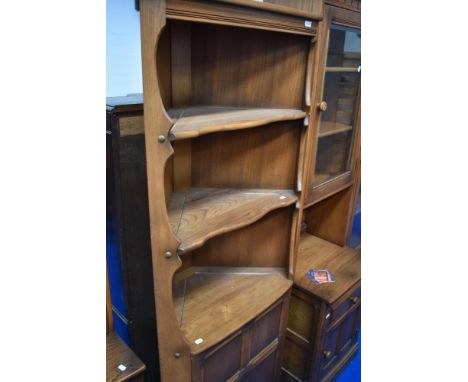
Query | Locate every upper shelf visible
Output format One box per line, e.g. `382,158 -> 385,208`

168,188 -> 297,254
173,266 -> 292,355
167,106 -> 306,140
294,233 -> 360,305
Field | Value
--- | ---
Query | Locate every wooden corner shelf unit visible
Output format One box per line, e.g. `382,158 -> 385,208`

125,0 -> 361,381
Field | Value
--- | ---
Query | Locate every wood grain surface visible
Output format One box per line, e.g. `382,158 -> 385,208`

168,188 -> 297,253
172,266 -> 292,355
294,233 -> 360,304
106,332 -> 146,381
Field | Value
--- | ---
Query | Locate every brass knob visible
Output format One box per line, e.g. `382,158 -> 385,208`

317,101 -> 328,112
350,296 -> 358,304
164,251 -> 173,259
174,352 -> 181,358
158,135 -> 166,143
323,350 -> 332,359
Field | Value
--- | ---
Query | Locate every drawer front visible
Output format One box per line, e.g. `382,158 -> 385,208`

330,285 -> 360,326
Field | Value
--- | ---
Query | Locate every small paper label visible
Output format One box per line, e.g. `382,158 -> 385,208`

304,20 -> 312,28
195,338 -> 204,345
118,364 -> 127,371
306,269 -> 335,284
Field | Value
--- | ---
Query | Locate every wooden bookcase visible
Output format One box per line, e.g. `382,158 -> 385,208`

138,0 -> 323,381
103,0 -> 363,381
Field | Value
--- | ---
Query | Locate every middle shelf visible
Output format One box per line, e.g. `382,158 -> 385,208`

173,266 -> 293,355
168,188 -> 297,254
167,106 -> 306,140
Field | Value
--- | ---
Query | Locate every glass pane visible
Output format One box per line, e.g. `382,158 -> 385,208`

314,24 -> 361,185
326,25 -> 361,69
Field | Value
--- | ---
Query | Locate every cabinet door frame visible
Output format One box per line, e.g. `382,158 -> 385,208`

304,4 -> 361,207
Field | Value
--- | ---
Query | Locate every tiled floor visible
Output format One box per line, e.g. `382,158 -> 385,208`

335,332 -> 361,382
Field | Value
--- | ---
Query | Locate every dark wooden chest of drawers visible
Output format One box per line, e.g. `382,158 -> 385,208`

282,234 -> 360,382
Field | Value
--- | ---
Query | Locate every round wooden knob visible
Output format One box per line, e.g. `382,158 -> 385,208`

317,101 -> 328,112
323,350 -> 332,359
350,296 -> 358,304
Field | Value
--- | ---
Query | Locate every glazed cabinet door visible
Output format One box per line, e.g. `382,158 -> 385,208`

313,24 -> 361,186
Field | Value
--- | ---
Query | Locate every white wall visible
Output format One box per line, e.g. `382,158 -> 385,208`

106,0 -> 142,97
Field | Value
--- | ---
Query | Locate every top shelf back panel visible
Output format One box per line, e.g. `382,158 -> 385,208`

157,20 -> 310,112
168,106 -> 306,140
166,0 -> 319,36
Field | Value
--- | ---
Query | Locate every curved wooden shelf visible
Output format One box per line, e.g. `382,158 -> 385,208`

173,266 -> 292,355
168,188 -> 297,254
167,106 -> 306,140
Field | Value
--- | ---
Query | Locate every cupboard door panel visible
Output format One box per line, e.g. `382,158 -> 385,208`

250,302 -> 283,359
202,333 -> 242,382
321,325 -> 340,372
244,350 -> 277,382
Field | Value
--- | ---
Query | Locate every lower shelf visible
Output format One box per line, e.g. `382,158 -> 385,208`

173,266 -> 292,355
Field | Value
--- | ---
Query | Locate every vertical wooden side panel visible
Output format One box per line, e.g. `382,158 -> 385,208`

140,1 -> 191,381
343,86 -> 361,243
291,15 -> 330,279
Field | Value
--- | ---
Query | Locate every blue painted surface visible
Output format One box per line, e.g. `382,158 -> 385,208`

335,332 -> 361,382
106,218 -> 130,343
348,211 -> 361,249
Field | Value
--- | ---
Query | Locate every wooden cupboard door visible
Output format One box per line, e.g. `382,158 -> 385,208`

201,333 -> 243,382
244,349 -> 278,382
320,304 -> 360,380
321,323 -> 340,372
250,302 -> 283,359
336,307 -> 359,355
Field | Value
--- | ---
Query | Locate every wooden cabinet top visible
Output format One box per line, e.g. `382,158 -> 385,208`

294,233 -> 360,304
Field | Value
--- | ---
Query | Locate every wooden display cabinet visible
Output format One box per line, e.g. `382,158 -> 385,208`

138,0 -> 324,381
281,0 -> 361,381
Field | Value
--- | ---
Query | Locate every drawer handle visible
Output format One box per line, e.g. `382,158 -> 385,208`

350,296 -> 359,304
323,350 -> 332,359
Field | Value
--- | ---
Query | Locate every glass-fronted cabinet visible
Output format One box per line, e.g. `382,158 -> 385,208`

308,21 -> 361,203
